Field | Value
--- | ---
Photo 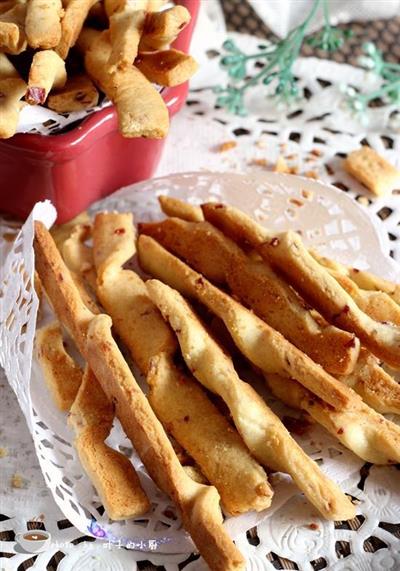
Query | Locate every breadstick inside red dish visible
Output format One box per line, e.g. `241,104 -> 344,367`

25,0 -> 63,50
26,49 -> 67,105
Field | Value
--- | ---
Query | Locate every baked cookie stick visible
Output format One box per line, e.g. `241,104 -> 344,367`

34,221 -> 245,571
92,212 -> 272,516
265,373 -> 400,465
139,217 -> 359,375
0,54 -> 26,139
36,321 -> 82,411
69,366 -> 151,519
25,0 -> 63,49
201,203 -> 400,369
26,50 -> 66,105
56,0 -> 97,59
139,5 -> 191,51
78,28 -> 169,138
138,236 -> 352,410
147,279 -> 356,521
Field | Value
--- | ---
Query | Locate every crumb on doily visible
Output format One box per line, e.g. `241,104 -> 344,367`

215,141 -> 237,153
356,195 -> 370,206
310,149 -> 323,157
289,198 -> 304,207
0,447 -> 8,458
11,473 -> 26,489
255,139 -> 267,149
249,158 -> 268,167
308,522 -> 319,531
301,189 -> 314,200
304,170 -> 319,179
274,156 -> 290,173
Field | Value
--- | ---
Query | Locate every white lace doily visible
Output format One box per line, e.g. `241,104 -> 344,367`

1,171 -> 399,571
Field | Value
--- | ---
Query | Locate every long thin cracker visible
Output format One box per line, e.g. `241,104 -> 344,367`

69,366 -> 150,519
25,0 -> 63,49
36,321 -> 82,411
78,28 -> 169,138
26,49 -> 66,105
139,5 -> 190,51
139,217 -> 360,375
138,235 -> 353,409
56,0 -> 97,59
147,279 -> 356,521
265,373 -> 400,465
34,221 -> 245,571
92,212 -> 273,515
201,203 -> 400,370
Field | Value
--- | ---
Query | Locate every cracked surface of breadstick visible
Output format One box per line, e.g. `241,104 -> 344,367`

36,321 -> 82,411
69,366 -> 150,519
139,217 -> 360,375
265,373 -> 400,465
25,0 -> 63,49
140,5 -> 190,51
138,235 -> 353,409
201,203 -> 400,370
93,212 -> 273,515
78,28 -> 169,138
34,221 -> 244,571
147,279 -> 356,521
26,49 -> 66,105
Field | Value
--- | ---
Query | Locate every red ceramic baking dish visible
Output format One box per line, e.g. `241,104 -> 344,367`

0,0 -> 199,223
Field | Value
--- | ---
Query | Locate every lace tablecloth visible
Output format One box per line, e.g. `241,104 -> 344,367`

0,33 -> 399,571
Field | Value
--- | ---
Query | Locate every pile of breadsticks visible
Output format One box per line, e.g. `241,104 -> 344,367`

0,0 -> 197,138
34,196 -> 400,570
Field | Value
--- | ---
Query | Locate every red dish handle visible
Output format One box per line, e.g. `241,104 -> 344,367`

172,0 -> 200,54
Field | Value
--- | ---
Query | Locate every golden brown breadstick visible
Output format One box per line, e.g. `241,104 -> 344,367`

56,0 -> 97,59
135,49 -> 198,87
265,373 -> 400,465
331,271 -> 400,325
36,321 -> 82,411
0,3 -> 27,54
47,74 -> 99,112
78,28 -> 169,138
338,348 -> 400,415
147,279 -> 356,521
69,366 -> 150,519
140,5 -> 190,51
62,223 -> 97,291
138,236 -> 354,409
201,203 -> 400,370
34,221 -> 245,571
158,195 -> 204,222
148,353 -> 272,515
0,54 -> 26,139
92,212 -> 273,515
26,50 -> 67,105
139,217 -> 360,375
25,0 -> 63,49
108,8 -> 146,70
312,251 -> 400,306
